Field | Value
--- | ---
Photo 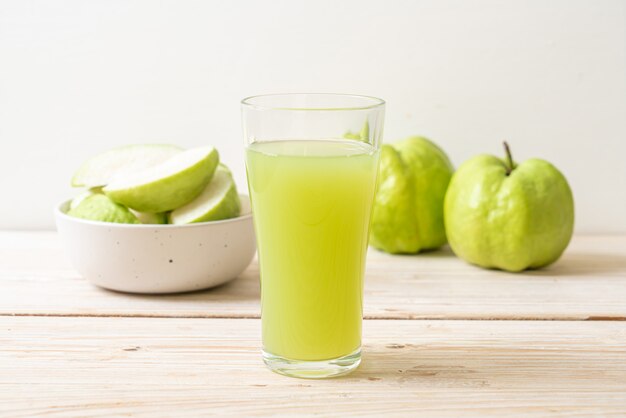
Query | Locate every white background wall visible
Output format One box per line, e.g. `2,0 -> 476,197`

1,0 -> 624,231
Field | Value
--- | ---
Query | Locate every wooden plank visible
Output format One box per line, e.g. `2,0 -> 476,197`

1,317 -> 625,417
1,232 -> 625,320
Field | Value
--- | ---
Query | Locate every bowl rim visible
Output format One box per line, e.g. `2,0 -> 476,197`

55,193 -> 253,229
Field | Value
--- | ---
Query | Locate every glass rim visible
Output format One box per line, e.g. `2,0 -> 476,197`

241,93 -> 386,111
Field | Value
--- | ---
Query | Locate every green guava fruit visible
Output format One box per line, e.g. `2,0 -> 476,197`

169,164 -> 241,224
370,136 -> 454,254
70,188 -> 167,224
71,144 -> 182,188
103,146 -> 219,213
129,210 -> 168,224
67,194 -> 140,224
444,142 -> 574,272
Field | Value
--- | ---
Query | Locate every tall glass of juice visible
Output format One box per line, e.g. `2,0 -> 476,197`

242,94 -> 385,378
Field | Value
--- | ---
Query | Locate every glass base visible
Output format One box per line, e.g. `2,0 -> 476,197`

262,348 -> 361,379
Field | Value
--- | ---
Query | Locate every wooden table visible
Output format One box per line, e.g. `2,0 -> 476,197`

1,232 -> 625,416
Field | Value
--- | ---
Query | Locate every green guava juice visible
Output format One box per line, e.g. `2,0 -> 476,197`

245,139 -> 379,361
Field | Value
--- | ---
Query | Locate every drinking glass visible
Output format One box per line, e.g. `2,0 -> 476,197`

241,93 -> 385,378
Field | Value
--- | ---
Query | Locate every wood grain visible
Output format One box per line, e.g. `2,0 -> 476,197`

1,317 -> 625,417
1,232 -> 625,320
2,232 -> 625,416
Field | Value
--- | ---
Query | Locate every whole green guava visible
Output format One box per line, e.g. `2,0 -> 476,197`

370,136 -> 454,254
444,143 -> 574,272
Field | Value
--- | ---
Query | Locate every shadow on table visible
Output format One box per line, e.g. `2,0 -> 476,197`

384,245 -> 626,277
525,252 -> 626,277
371,245 -> 456,259
344,340 -> 613,385
345,344 -> 485,384
100,269 -> 261,303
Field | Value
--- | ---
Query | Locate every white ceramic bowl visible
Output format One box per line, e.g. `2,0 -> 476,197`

55,194 -> 256,294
